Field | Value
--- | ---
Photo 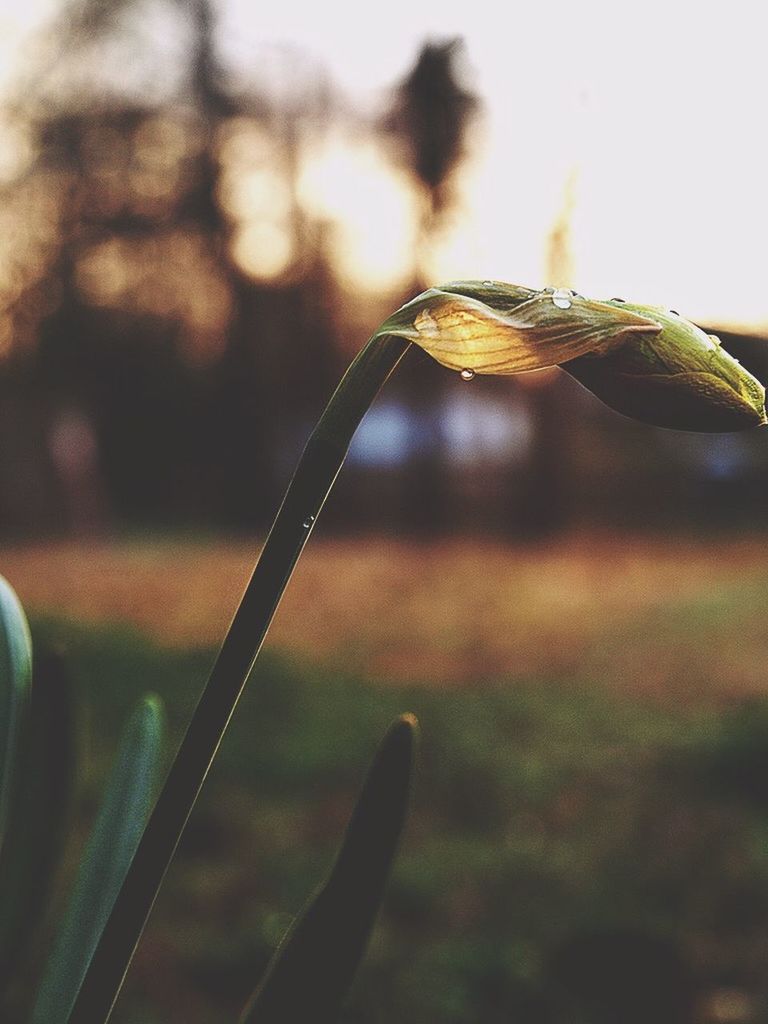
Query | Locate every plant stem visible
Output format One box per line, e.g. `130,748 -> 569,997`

68,333 -> 412,1024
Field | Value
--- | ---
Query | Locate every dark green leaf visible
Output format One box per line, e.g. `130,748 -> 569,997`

240,713 -> 418,1024
66,333 -> 410,1024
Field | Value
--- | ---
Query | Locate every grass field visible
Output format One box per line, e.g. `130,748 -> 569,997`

3,530 -> 768,697
5,531 -> 768,1023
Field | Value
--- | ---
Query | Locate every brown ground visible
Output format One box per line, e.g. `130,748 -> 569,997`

3,531 -> 768,698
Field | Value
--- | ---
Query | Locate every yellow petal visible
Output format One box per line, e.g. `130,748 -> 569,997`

377,284 -> 662,374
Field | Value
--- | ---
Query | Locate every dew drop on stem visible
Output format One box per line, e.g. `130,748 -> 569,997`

302,515 -> 315,529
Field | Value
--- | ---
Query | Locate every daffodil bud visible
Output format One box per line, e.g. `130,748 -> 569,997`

376,282 -> 766,432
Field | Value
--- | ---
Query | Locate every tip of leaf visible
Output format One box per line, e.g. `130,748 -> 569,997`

377,714 -> 420,781
138,693 -> 164,718
396,712 -> 418,730
388,713 -> 420,751
132,693 -> 165,751
0,576 -> 32,684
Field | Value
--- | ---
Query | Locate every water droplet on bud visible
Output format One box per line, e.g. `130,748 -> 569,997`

552,288 -> 573,310
482,280 -> 494,287
460,368 -> 476,381
302,515 -> 315,529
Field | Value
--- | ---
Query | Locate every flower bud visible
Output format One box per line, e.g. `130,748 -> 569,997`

376,282 -> 766,432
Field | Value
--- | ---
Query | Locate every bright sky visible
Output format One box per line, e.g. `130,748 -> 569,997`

2,0 -> 768,331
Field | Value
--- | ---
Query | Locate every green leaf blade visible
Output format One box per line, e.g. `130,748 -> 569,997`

66,332 -> 411,1024
240,713 -> 418,1024
0,575 -> 33,853
0,648 -> 75,990
32,694 -> 164,1024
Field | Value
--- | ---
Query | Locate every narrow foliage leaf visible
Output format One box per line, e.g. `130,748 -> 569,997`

31,695 -> 164,1024
0,648 -> 75,989
0,576 -> 32,854
64,333 -> 411,1024
240,713 -> 419,1024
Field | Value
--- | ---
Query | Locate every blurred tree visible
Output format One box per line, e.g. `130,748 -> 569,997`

0,0 -> 343,532
383,38 -> 478,221
1,8 -> 764,538
382,40 -> 480,535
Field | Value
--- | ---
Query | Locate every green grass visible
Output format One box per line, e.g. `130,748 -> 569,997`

20,615 -> 768,1023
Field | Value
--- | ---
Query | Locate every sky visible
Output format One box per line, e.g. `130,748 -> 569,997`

2,0 -> 768,331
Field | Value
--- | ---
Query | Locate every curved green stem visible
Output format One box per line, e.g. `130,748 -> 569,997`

68,333 -> 412,1024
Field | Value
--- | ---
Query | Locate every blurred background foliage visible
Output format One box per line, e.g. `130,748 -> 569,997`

3,0 -> 768,1021
2,0 -> 768,538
